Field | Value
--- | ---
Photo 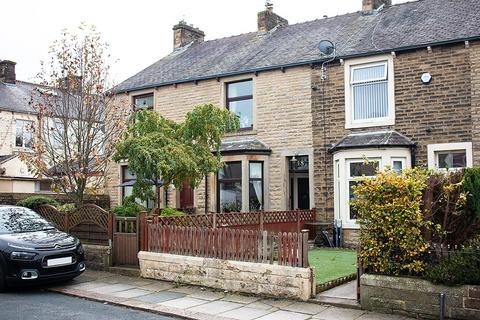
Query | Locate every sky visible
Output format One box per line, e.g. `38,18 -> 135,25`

1,0 -> 411,84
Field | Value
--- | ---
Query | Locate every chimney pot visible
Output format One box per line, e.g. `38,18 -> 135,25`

362,0 -> 392,13
172,21 -> 205,49
0,60 -> 16,84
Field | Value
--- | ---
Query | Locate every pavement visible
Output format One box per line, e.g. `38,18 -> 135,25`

41,270 -> 415,320
0,289 -> 178,320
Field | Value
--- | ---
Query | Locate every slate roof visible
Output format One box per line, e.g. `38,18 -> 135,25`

0,155 -> 16,164
0,81 -> 38,114
115,0 -> 480,93
329,130 -> 415,152
220,138 -> 271,155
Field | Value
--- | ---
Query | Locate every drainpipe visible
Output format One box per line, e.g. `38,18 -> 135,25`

410,144 -> 417,168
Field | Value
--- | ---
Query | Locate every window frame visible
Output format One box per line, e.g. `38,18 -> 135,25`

333,148 -> 411,229
217,161 -> 243,212
15,119 -> 34,149
132,93 -> 154,112
427,142 -> 473,171
248,161 -> 264,211
344,55 -> 395,129
226,79 -> 254,131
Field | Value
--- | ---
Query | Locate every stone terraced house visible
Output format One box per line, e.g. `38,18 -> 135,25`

109,0 -> 480,244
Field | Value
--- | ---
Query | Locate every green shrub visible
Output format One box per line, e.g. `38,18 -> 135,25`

112,203 -> 145,217
463,167 -> 480,220
160,207 -> 185,217
16,196 -> 60,210
425,248 -> 480,286
353,168 -> 431,275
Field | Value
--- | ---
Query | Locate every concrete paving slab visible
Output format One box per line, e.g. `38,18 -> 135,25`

69,281 -> 111,291
220,306 -> 272,320
89,283 -> 136,294
356,312 -> 409,320
281,301 -> 328,315
168,285 -> 203,294
159,297 -> 210,309
111,288 -> 153,299
257,298 -> 295,308
246,301 -> 279,311
188,290 -> 226,301
139,281 -> 175,292
222,294 -> 260,304
188,300 -> 244,315
312,306 -> 366,319
255,310 -> 311,320
135,291 -> 186,304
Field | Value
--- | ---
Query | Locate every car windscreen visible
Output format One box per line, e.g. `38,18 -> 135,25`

0,207 -> 54,234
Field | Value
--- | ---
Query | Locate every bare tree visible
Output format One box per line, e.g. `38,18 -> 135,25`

21,24 -> 129,206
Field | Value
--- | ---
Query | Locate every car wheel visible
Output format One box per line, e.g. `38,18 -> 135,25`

0,265 -> 7,292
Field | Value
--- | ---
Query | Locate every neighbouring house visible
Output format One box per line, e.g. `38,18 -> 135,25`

0,60 -> 53,194
108,0 -> 480,245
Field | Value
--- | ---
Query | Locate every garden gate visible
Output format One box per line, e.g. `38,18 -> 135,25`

113,215 -> 140,266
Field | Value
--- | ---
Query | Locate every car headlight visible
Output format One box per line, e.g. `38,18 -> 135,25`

77,244 -> 84,255
11,251 -> 37,261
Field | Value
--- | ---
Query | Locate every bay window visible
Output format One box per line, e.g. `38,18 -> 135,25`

334,149 -> 411,228
217,162 -> 242,212
249,162 -> 263,211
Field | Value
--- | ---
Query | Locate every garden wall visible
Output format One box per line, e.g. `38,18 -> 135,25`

360,274 -> 480,319
83,244 -> 111,271
138,251 -> 316,301
0,192 -> 110,209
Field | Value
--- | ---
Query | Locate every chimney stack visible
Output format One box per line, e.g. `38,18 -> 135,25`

257,2 -> 288,33
0,60 -> 16,84
362,0 -> 392,13
172,21 -> 205,49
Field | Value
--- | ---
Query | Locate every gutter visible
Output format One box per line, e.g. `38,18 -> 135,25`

114,36 -> 480,94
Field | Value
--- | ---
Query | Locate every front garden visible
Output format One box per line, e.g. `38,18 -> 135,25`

309,248 -> 356,285
354,166 -> 480,319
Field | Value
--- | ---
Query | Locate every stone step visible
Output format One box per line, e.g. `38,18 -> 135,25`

109,266 -> 140,277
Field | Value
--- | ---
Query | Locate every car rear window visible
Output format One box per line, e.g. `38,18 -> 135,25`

0,207 -> 53,234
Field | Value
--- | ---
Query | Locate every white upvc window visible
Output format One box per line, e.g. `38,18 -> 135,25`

427,142 -> 473,171
334,148 -> 411,229
344,55 -> 395,128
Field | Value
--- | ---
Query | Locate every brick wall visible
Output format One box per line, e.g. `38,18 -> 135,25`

312,41 -> 479,244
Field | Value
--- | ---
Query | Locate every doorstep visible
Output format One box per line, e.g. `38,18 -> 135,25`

310,280 -> 361,310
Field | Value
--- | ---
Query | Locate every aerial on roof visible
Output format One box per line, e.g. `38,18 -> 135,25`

115,0 -> 480,93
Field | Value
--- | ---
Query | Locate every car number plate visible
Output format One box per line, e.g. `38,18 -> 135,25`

47,256 -> 72,267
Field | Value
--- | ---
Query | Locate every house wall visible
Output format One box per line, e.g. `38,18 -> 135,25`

0,110 -> 37,156
106,66 -> 314,212
312,41 -> 479,245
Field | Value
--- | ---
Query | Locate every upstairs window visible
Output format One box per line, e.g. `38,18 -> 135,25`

345,56 -> 394,128
15,119 -> 33,148
133,93 -> 154,111
226,80 -> 253,129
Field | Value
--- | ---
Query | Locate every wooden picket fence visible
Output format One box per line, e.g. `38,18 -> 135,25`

145,224 -> 310,267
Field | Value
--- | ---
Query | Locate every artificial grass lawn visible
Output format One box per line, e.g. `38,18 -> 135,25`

308,248 -> 357,284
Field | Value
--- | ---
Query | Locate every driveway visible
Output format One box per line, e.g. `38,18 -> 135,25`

0,289 -> 179,320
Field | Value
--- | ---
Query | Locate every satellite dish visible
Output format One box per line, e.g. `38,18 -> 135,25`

318,40 -> 335,56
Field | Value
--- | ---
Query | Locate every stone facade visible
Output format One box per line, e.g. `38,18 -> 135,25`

361,274 -> 480,319
83,244 -> 111,271
106,67 -> 314,213
312,41 -> 480,245
139,251 -> 315,301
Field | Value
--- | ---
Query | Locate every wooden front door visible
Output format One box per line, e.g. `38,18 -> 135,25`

180,182 -> 194,208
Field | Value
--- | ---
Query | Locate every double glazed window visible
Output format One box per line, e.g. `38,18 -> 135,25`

121,166 -> 154,208
351,62 -> 389,121
218,162 -> 242,212
15,119 -> 33,148
133,93 -> 154,111
427,142 -> 473,171
346,159 -> 379,219
226,80 -> 253,129
345,56 -> 394,128
436,151 -> 467,169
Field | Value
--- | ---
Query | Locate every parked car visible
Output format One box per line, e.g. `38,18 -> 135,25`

0,206 -> 85,291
